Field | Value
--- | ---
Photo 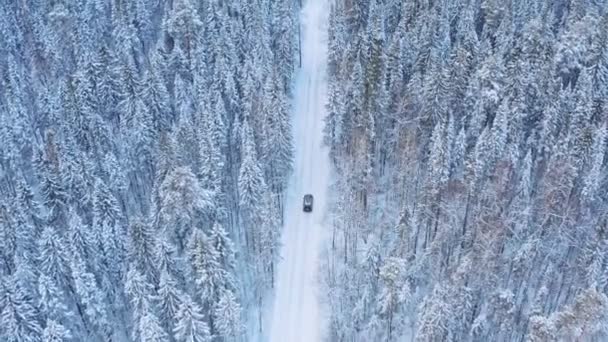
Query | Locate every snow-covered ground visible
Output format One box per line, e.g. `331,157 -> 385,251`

267,0 -> 330,340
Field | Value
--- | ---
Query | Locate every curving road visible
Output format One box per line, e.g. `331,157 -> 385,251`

268,0 -> 330,340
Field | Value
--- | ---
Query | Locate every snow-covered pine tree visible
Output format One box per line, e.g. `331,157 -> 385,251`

155,270 -> 183,332
42,320 -> 72,342
155,234 -> 180,280
37,274 -> 70,325
141,63 -> 172,132
36,136 -> 67,224
197,89 -> 226,202
427,119 -> 450,195
260,68 -> 294,210
117,57 -> 141,134
187,230 -> 224,308
213,289 -> 243,340
552,287 -> 608,340
0,275 -> 43,342
569,69 -> 595,167
581,123 -> 606,204
270,0 -> 297,92
210,222 -> 236,274
238,119 -> 269,250
159,166 -> 214,251
125,265 -> 154,341
139,310 -> 169,342
164,0 -> 203,58
378,257 -> 408,340
415,285 -> 449,341
70,254 -> 110,339
38,227 -> 71,287
128,219 -> 159,283
174,295 -> 211,342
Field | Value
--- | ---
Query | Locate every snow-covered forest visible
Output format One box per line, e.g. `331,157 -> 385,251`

0,0 -> 297,341
3,0 -> 608,340
323,0 -> 608,340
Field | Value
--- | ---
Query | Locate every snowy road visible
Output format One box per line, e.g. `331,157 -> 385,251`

267,0 -> 330,341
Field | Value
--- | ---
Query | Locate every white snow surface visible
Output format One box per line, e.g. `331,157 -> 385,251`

267,0 -> 330,340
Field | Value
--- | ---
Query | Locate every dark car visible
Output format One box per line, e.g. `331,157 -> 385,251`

303,194 -> 313,212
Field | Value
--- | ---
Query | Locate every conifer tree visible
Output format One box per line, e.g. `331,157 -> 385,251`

0,276 -> 42,342
128,219 -> 159,283
155,235 -> 180,279
139,311 -> 169,342
427,119 -> 449,195
174,295 -> 211,342
213,289 -> 242,340
155,270 -> 183,331
36,144 -> 67,223
70,255 -> 109,338
125,266 -> 154,341
581,124 -> 606,203
159,166 -> 214,250
416,285 -> 449,341
264,69 -> 294,197
271,0 -> 297,91
238,120 -> 267,215
188,230 -> 224,306
141,65 -> 172,132
165,0 -> 203,56
42,319 -> 71,342
210,222 -> 236,273
37,274 -> 69,323
38,227 -> 71,286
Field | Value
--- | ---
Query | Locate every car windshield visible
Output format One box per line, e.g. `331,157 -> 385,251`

304,195 -> 312,204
